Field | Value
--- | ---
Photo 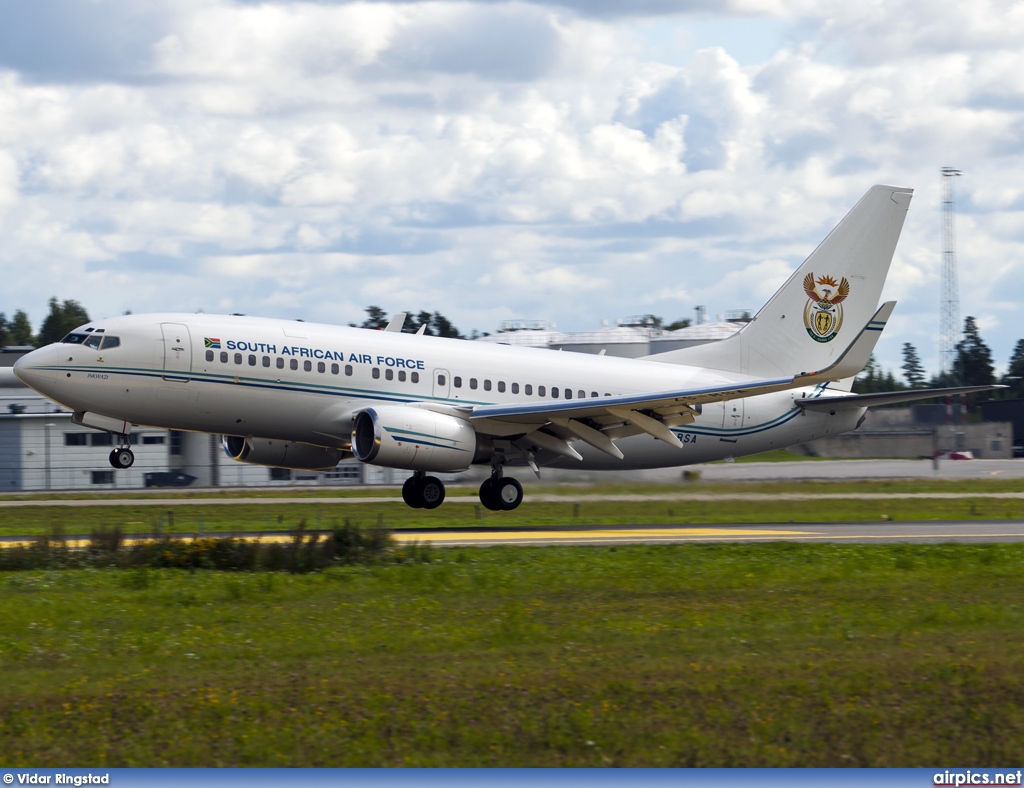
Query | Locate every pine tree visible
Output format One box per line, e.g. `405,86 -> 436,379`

954,316 -> 995,387
1003,339 -> 1024,399
901,342 -> 927,389
0,312 -> 9,346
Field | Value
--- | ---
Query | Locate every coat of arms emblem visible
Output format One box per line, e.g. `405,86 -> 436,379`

802,273 -> 850,343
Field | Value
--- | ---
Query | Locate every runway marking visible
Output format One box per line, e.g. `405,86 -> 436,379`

391,527 -> 814,543
5,527 -> 1024,550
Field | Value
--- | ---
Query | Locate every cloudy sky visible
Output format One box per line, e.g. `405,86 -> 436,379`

1,0 -> 1022,376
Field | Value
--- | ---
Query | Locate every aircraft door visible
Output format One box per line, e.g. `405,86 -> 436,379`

432,368 -> 450,400
161,323 -> 192,382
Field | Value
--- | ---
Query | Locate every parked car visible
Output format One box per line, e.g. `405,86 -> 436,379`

143,471 -> 197,487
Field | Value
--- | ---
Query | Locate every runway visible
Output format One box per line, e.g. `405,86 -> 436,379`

4,520 -> 1024,549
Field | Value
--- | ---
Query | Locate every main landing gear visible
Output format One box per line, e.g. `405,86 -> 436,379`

479,458 -> 524,511
400,466 -> 525,511
107,435 -> 135,469
402,472 -> 446,510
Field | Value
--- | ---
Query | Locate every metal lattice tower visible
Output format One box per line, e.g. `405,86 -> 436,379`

939,167 -> 962,381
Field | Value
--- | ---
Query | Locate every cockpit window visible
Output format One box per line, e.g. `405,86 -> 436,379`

100,336 -> 120,350
84,335 -> 102,349
61,333 -> 89,344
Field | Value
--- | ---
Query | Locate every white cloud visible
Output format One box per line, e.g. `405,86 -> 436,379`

1,0 -> 1024,377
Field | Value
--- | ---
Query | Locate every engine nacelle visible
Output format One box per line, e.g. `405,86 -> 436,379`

351,406 -> 492,472
222,435 -> 348,471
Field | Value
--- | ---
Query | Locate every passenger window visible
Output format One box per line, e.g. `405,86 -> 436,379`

398,370 -> 406,382
484,380 -> 492,391
277,358 -> 284,369
552,387 -> 559,398
318,361 -> 326,373
263,356 -> 271,367
220,352 -> 228,363
372,368 -> 380,379
497,381 -> 505,393
248,355 -> 256,366
525,384 -> 532,395
411,371 -> 419,383
234,353 -> 242,365
100,336 -> 120,350
331,363 -> 339,375
454,376 -> 462,388
565,389 -> 572,400
538,385 -> 545,397
205,350 -> 214,362
345,365 -> 353,376
290,359 -> 298,370
579,390 -> 586,399
437,374 -> 445,386
304,360 -> 312,372
470,378 -> 478,390
386,369 -> 394,381
590,391 -> 598,398
511,382 -> 519,394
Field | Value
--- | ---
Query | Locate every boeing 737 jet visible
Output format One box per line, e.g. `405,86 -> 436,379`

13,186 -> 996,510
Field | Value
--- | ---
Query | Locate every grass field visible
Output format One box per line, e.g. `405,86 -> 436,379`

2,541 -> 1023,766
1,478 -> 1023,537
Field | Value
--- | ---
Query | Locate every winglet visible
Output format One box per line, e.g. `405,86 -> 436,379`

793,301 -> 895,383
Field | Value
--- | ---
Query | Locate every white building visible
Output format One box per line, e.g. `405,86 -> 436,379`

0,349 -> 382,491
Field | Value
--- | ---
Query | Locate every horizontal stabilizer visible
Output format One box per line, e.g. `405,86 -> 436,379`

797,385 -> 1006,413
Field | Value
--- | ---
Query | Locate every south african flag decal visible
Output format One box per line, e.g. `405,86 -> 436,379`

205,337 -> 221,349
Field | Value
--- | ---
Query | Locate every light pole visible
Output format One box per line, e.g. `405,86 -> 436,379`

44,423 -> 55,491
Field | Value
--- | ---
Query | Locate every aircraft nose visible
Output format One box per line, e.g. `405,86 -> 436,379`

13,345 -> 59,395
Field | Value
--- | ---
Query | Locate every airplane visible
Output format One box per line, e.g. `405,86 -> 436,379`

12,185 -> 998,509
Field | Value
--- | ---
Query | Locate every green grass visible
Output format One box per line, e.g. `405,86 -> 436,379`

1,542 -> 1023,766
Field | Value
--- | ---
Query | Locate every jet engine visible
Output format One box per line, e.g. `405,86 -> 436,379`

351,406 -> 493,472
222,435 -> 348,471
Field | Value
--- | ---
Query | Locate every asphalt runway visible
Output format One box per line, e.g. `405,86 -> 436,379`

4,520 -> 1024,549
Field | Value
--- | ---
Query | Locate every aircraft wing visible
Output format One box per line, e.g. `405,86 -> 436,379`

466,376 -> 796,458
796,384 -> 1006,413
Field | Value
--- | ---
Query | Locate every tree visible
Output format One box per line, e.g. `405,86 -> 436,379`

664,318 -> 693,331
359,305 -> 389,330
901,342 -> 927,389
853,354 -> 905,394
1002,338 -> 1024,399
36,298 -> 90,347
953,316 -> 995,388
9,309 -> 33,345
429,312 -> 463,339
0,312 -> 9,346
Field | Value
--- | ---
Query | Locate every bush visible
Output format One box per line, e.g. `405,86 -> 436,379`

0,522 -> 395,574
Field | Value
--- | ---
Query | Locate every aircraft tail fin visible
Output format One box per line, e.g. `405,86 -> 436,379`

645,185 -> 913,380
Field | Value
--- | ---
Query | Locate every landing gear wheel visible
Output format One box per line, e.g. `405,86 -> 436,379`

495,477 -> 523,510
420,476 -> 446,510
111,448 -> 135,469
479,478 -> 501,511
402,476 -> 424,508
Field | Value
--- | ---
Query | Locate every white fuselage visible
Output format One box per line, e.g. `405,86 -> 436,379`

15,312 -> 862,472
